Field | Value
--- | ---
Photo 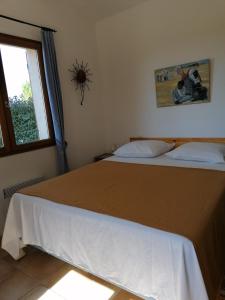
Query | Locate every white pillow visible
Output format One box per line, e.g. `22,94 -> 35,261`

165,142 -> 225,163
114,140 -> 174,158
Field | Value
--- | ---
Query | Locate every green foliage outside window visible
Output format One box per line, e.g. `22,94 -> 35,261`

21,81 -> 33,101
0,129 -> 3,148
9,96 -> 39,145
0,82 -> 39,147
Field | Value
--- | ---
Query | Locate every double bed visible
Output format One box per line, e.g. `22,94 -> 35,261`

2,137 -> 225,300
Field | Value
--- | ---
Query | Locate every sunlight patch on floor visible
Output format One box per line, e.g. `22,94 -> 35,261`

36,289 -> 62,300
46,269 -> 116,300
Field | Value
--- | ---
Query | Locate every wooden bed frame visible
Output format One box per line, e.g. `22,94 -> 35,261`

130,137 -> 225,148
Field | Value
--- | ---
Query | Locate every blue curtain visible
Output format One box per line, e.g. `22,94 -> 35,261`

41,29 -> 69,174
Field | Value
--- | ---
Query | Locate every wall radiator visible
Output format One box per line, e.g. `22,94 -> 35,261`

3,177 -> 45,200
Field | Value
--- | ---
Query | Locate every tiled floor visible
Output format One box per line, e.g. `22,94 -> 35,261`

0,247 -> 224,300
0,246 -> 141,300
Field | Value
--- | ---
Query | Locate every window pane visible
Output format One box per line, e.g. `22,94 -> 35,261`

0,44 -> 50,145
0,125 -> 4,148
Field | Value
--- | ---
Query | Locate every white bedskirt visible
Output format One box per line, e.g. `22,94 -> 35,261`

2,193 -> 208,300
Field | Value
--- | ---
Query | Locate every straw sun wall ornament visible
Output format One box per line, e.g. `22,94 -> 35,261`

69,60 -> 93,105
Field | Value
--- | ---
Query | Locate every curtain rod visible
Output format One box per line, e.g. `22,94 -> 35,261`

0,14 -> 57,33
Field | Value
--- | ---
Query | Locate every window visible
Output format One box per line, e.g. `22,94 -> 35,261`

0,33 -> 54,157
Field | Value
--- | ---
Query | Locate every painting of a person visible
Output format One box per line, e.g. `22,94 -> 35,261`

155,59 -> 210,107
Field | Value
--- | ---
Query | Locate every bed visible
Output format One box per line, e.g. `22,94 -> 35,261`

2,137 -> 225,300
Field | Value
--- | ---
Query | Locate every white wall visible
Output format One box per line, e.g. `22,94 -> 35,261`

96,0 -> 225,150
0,0 -> 105,233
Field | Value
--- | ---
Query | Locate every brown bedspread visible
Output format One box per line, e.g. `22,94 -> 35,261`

20,160 -> 225,299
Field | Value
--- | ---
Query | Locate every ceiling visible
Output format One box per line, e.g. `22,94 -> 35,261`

70,0 -> 149,21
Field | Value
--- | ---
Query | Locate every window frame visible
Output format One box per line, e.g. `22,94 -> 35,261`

0,33 -> 55,157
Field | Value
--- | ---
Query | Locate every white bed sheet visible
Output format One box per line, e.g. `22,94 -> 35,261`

2,156 -> 216,300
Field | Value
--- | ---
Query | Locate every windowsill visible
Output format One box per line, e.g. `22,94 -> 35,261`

0,139 -> 56,158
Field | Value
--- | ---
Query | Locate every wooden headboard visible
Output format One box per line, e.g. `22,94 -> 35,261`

130,137 -> 225,148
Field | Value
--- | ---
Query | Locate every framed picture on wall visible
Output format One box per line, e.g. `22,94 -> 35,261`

154,59 -> 210,107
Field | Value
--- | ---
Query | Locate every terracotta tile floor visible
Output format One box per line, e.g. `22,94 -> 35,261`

0,247 -> 224,300
0,247 -> 141,300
